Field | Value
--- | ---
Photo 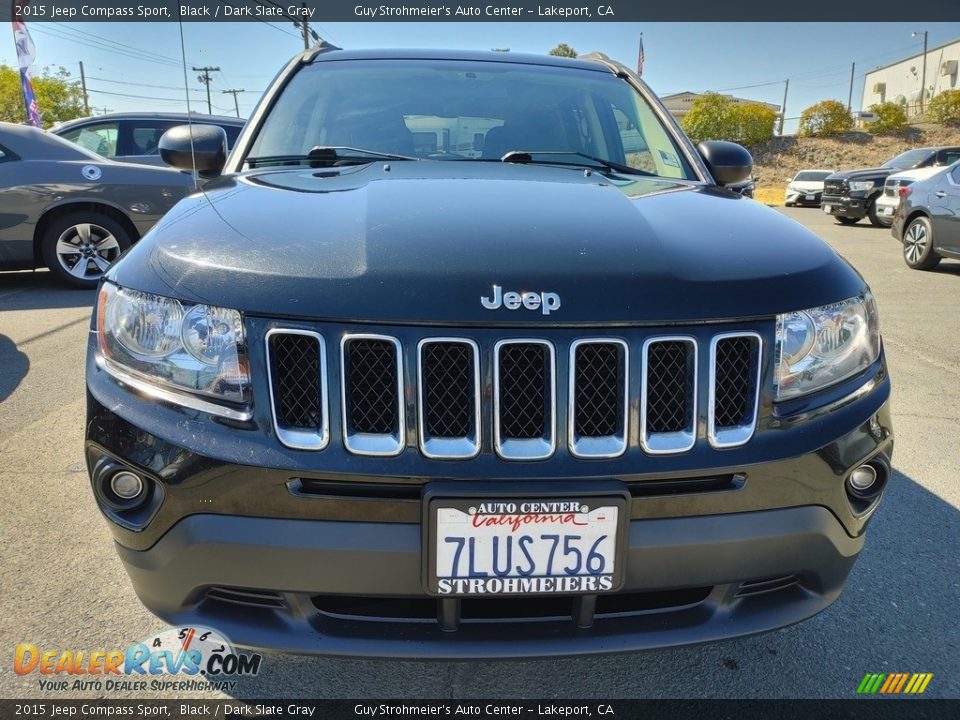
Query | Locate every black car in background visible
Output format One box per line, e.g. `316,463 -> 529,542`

84,48 -> 892,658
893,161 -> 960,270
822,146 -> 960,226
52,112 -> 244,167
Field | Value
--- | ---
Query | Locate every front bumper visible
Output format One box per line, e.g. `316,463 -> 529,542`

86,347 -> 893,657
821,194 -> 866,219
785,189 -> 822,206
114,505 -> 864,658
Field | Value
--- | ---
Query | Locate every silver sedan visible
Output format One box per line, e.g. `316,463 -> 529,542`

0,122 -> 195,288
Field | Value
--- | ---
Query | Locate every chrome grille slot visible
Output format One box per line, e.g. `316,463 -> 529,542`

494,340 -> 556,460
569,339 -> 628,458
823,179 -> 846,194
709,332 -> 762,448
265,329 -> 328,450
641,337 -> 697,454
341,335 -> 404,456
418,339 -> 480,459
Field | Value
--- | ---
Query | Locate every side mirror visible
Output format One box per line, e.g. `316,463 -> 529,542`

697,140 -> 752,186
159,124 -> 227,176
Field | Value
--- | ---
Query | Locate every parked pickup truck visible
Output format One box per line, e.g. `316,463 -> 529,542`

821,146 -> 960,226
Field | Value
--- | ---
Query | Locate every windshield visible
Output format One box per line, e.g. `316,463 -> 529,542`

794,171 -> 831,182
248,58 -> 695,180
883,149 -> 934,170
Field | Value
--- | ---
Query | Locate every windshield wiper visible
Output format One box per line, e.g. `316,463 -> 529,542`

246,146 -> 418,168
499,150 -> 654,177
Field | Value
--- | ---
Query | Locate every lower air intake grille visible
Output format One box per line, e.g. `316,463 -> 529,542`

344,338 -> 400,435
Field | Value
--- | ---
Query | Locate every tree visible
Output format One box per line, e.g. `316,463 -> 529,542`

798,100 -> 853,137
927,89 -> 960,127
680,93 -> 777,146
0,65 -> 86,128
864,102 -> 909,134
548,43 -> 577,58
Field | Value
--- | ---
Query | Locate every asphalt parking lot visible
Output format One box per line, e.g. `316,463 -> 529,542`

0,207 -> 957,700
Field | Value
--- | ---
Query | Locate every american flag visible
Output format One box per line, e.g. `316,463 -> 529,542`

12,0 -> 42,127
637,34 -> 645,77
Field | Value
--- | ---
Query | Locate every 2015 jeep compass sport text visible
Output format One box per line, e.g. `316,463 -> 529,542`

85,49 -> 893,658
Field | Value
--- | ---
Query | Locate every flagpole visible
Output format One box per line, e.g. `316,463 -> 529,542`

637,33 -> 644,77
12,0 -> 42,127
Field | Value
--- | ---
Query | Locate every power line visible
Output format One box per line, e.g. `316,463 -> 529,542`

85,76 -> 208,93
30,26 -> 183,68
49,22 -> 189,66
84,86 -> 188,103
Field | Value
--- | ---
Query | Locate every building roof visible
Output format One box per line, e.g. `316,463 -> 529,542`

863,37 -> 960,77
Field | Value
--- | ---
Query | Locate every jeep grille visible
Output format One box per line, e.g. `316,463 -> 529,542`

265,328 -> 764,459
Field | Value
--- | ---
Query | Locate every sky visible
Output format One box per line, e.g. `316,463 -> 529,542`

4,21 -> 959,134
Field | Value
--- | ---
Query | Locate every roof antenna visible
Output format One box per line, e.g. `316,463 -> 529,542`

176,11 -> 199,190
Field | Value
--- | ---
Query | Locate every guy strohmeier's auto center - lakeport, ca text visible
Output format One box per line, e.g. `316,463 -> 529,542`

352,5 -> 612,18
19,3 -> 612,19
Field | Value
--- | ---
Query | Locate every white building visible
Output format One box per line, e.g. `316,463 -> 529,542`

862,38 -> 960,116
661,92 -> 780,120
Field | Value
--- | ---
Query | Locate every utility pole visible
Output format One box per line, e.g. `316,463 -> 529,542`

193,65 -> 220,114
912,30 -> 928,114
221,89 -> 244,118
78,61 -> 90,115
847,62 -> 855,113
779,78 -> 789,136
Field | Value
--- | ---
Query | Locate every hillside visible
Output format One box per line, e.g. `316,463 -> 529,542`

749,124 -> 960,204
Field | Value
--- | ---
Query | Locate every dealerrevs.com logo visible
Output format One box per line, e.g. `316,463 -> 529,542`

14,626 -> 262,693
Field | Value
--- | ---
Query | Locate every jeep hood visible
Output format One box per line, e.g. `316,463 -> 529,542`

111,161 -> 866,325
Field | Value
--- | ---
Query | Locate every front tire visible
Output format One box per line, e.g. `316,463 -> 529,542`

41,212 -> 132,289
902,216 -> 941,270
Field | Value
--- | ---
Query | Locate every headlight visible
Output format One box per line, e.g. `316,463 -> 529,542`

97,283 -> 250,406
848,180 -> 874,192
775,293 -> 880,401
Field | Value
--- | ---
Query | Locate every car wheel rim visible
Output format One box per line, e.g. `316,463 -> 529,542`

55,223 -> 121,280
904,222 -> 927,264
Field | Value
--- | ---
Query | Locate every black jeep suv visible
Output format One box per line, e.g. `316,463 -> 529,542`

822,146 -> 960,226
85,49 -> 893,658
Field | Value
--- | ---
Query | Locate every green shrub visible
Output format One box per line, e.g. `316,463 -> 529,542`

865,102 -> 909,134
798,100 -> 853,137
681,93 -> 777,146
734,103 -> 779,146
927,90 -> 960,127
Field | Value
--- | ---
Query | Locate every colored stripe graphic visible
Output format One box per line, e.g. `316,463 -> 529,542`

857,673 -> 933,694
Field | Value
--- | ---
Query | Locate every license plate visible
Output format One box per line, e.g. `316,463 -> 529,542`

823,205 -> 832,213
805,194 -> 815,201
426,497 -> 626,596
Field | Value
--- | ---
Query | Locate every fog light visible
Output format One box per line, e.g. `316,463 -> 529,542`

110,471 -> 144,500
848,465 -> 877,492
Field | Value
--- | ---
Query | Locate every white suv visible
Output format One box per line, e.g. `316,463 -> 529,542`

874,166 -> 943,227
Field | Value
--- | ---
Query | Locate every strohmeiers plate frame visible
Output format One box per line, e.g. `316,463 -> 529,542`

421,481 -> 630,598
